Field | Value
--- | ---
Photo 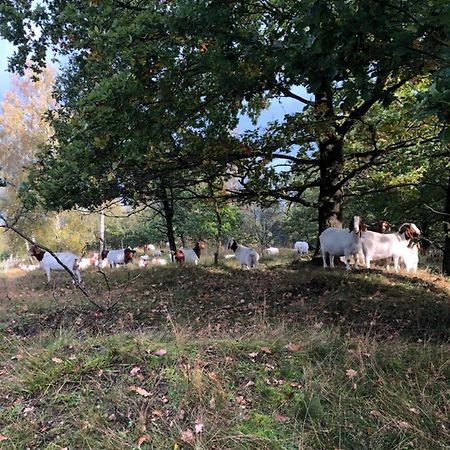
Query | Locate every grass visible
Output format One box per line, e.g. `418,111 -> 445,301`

0,254 -> 449,449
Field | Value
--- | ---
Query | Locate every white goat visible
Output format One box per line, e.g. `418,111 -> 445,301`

101,248 -> 136,268
362,223 -> 421,272
400,243 -> 420,273
294,241 -> 309,255
174,241 -> 205,266
228,240 -> 259,269
149,257 -> 168,266
319,216 -> 365,270
266,247 -> 279,256
29,245 -> 81,283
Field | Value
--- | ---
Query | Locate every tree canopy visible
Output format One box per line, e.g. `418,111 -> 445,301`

0,0 -> 449,265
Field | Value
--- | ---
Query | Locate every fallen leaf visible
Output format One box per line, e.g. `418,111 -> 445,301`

260,346 -> 272,354
248,352 -> 258,358
274,414 -> 289,423
137,435 -> 151,447
154,348 -> 167,356
284,343 -> 300,353
181,429 -> 195,444
346,369 -> 358,379
52,357 -> 63,364
208,372 -> 219,382
129,386 -> 151,397
130,366 -> 141,376
195,422 -> 204,434
0,434 -> 8,442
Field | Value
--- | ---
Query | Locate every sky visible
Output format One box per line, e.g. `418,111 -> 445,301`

0,38 -> 15,101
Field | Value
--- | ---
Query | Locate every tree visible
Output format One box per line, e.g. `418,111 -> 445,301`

1,0 -> 448,244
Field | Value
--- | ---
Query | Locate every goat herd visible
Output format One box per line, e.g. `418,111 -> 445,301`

23,218 -> 422,283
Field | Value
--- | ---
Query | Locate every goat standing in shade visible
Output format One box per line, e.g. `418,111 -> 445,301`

294,241 -> 309,255
228,240 -> 259,269
101,248 -> 136,268
174,241 -> 205,266
362,223 -> 421,271
29,245 -> 81,283
319,216 -> 366,270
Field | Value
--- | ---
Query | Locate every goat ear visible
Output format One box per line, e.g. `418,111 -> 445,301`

360,217 -> 366,231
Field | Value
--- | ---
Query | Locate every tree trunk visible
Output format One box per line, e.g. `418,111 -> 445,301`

313,136 -> 344,257
442,171 -> 450,275
161,187 -> 176,261
317,136 -> 344,234
212,198 -> 223,266
180,232 -> 186,248
99,210 -> 105,254
313,86 -> 345,258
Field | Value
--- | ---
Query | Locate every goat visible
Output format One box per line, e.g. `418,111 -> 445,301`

294,241 -> 309,255
371,220 -> 393,233
174,241 -> 205,266
266,247 -> 279,256
29,245 -> 81,283
319,216 -> 366,270
400,242 -> 420,273
228,240 -> 259,269
101,247 -> 136,268
362,223 -> 421,271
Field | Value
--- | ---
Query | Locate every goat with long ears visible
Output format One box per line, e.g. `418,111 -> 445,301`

362,222 -> 421,271
174,241 -> 206,265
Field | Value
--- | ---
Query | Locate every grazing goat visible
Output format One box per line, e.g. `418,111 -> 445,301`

319,216 -> 366,270
79,252 -> 99,270
228,240 -> 259,269
400,242 -> 420,273
294,241 -> 309,255
372,220 -> 393,233
174,241 -> 205,266
29,245 -> 81,283
101,248 -> 136,268
266,247 -> 279,256
362,223 -> 421,271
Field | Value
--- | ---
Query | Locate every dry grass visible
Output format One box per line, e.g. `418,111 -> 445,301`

0,256 -> 449,449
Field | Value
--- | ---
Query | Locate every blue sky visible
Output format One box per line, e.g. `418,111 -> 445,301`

0,38 -> 15,101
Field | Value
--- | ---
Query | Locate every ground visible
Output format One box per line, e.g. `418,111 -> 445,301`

0,254 -> 449,449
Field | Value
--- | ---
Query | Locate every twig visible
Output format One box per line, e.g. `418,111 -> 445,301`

0,213 -> 103,310
423,203 -> 450,217
106,271 -> 143,311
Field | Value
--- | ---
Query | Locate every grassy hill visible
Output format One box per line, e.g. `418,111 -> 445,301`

0,257 -> 449,449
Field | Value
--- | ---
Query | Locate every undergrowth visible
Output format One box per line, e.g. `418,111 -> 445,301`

0,258 -> 448,449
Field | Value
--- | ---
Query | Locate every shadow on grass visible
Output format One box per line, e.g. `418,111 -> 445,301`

2,262 -> 449,342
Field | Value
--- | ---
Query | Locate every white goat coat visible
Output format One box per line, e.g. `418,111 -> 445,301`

266,247 -> 279,256
400,245 -> 419,273
319,227 -> 362,270
294,241 -> 309,255
38,252 -> 81,283
106,249 -> 129,267
234,245 -> 259,269
362,227 -> 418,271
180,248 -> 200,265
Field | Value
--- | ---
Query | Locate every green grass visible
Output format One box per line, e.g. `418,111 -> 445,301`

0,257 -> 449,449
